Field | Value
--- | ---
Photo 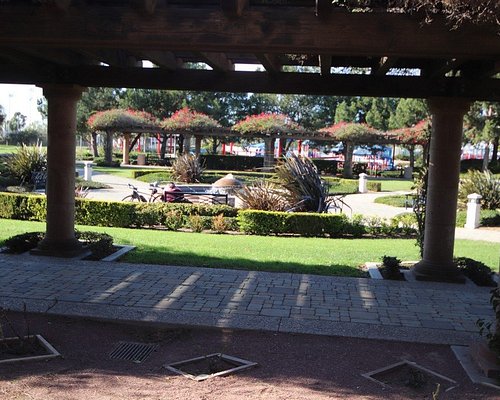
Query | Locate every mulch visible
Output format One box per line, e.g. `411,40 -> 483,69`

0,311 -> 498,399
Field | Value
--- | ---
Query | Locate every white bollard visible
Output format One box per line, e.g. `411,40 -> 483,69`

358,173 -> 368,193
83,161 -> 93,181
464,193 -> 482,229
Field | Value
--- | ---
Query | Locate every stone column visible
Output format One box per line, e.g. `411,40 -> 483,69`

122,133 -> 131,165
34,85 -> 84,257
413,97 -> 470,282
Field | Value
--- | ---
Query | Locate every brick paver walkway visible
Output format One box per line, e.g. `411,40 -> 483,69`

0,253 -> 494,345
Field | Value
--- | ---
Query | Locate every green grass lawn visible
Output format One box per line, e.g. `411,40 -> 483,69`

0,144 -> 23,154
374,195 -> 409,208
1,218 -> 498,275
369,179 -> 414,192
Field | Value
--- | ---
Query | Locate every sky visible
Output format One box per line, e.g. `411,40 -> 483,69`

0,84 -> 44,125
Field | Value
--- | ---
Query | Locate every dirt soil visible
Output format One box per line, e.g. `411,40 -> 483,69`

0,311 -> 498,400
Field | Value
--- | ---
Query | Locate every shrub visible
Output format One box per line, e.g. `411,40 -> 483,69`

188,214 -> 205,233
93,157 -> 121,167
458,170 -> 500,210
236,180 -> 289,211
345,214 -> 366,237
3,231 -> 45,253
163,209 -> 185,231
238,210 -> 288,235
237,209 -> 348,237
76,231 -> 114,260
455,257 -> 496,287
390,213 -> 417,236
212,214 -> 229,233
367,182 -> 382,192
275,154 -> 330,212
6,143 -> 46,184
381,255 -> 402,280
171,154 -> 204,183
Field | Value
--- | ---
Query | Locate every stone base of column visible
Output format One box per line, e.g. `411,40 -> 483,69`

31,237 -> 86,258
412,259 -> 465,283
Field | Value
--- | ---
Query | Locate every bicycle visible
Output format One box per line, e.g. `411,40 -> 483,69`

121,182 -> 163,203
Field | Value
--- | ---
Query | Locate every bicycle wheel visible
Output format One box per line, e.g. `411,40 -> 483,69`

122,195 -> 142,202
151,193 -> 164,203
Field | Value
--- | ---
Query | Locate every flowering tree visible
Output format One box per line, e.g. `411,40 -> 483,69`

87,109 -> 158,132
161,107 -> 221,132
161,107 -> 222,155
232,113 -> 306,168
389,119 -> 431,168
87,109 -> 159,165
320,122 -> 383,178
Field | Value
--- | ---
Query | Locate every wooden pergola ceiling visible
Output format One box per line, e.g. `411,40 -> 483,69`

0,0 -> 498,100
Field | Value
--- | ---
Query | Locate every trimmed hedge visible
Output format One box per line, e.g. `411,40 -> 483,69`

237,210 -> 349,237
0,192 -> 237,229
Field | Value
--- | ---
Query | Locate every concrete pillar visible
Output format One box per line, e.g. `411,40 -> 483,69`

122,133 -> 131,165
263,137 -> 275,170
358,173 -> 368,193
413,97 -> 470,283
34,85 -> 84,257
465,193 -> 482,229
83,161 -> 93,181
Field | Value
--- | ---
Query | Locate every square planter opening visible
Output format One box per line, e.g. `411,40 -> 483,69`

0,334 -> 61,364
165,353 -> 257,381
362,360 -> 458,395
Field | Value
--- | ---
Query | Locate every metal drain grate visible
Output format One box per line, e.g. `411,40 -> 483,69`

109,341 -> 158,363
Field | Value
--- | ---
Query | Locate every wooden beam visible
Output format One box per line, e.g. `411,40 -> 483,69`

372,56 -> 398,76
1,64 -> 498,101
13,47 -> 95,66
319,54 -> 331,76
79,50 -> 142,67
131,0 -> 165,15
196,52 -> 234,72
255,53 -> 282,74
220,0 -> 249,17
0,4 -> 498,59
135,51 -> 181,70
316,0 -> 332,18
425,58 -> 464,78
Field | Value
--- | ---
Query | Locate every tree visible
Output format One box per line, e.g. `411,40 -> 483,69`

87,109 -> 159,165
78,87 -> 122,156
464,102 -> 499,170
388,99 -> 430,167
7,112 -> 27,133
320,122 -> 383,178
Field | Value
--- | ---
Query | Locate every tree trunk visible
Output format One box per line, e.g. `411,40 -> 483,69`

159,132 -> 168,159
104,131 -> 113,165
409,144 -> 415,169
342,142 -> 354,178
91,132 -> 99,157
482,143 -> 490,171
492,136 -> 499,162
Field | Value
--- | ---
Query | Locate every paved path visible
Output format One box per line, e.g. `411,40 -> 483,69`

0,253 -> 495,346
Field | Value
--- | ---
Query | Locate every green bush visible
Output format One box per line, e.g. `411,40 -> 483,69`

4,231 -> 45,253
459,170 -> 500,209
455,257 -> 496,287
188,214 -> 205,232
344,214 -> 366,237
93,157 -> 121,167
6,143 -> 46,184
76,230 -> 114,260
163,209 -> 185,231
237,210 -> 348,237
367,182 -> 382,192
